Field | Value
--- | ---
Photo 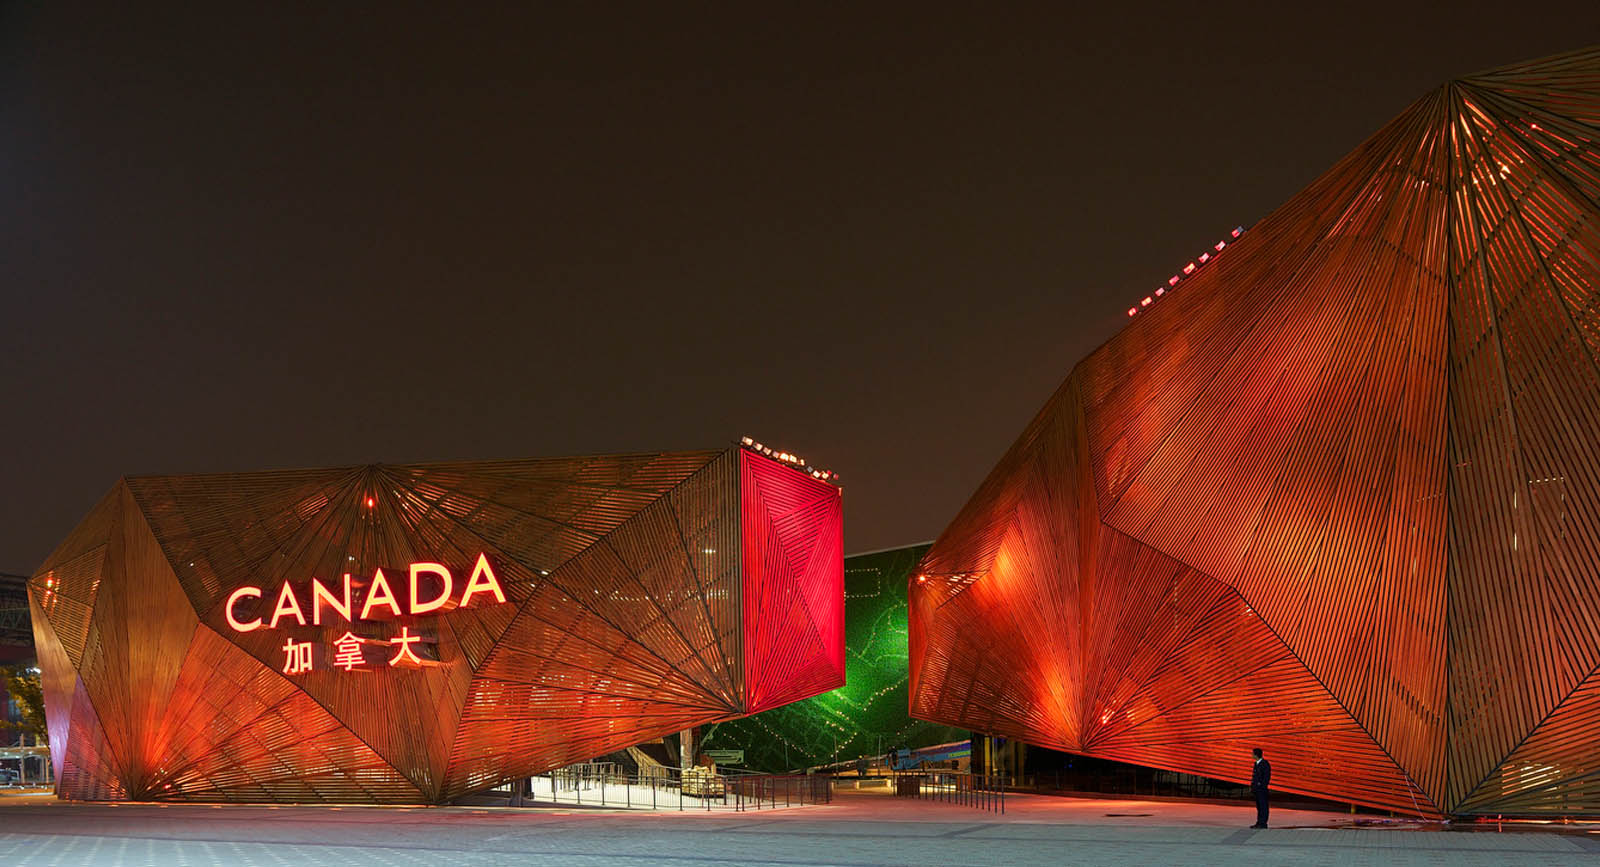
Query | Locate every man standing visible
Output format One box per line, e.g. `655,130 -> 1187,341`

1250,748 -> 1271,829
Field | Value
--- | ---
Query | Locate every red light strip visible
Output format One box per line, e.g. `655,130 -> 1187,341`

1127,226 -> 1247,318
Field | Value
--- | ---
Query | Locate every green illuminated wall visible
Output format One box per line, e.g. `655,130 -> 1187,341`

700,544 -> 965,771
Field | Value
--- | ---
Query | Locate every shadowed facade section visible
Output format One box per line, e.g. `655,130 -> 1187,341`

909,46 -> 1600,817
30,447 -> 842,803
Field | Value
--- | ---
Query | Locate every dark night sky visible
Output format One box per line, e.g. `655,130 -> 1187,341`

3,4 -> 1596,573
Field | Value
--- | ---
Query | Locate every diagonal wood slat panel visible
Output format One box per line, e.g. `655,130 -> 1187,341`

1454,666 -> 1600,814
910,45 -> 1600,817
28,591 -> 88,784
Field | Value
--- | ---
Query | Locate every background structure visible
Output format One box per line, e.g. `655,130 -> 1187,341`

910,47 -> 1600,817
0,574 -> 32,664
701,544 -> 963,772
29,447 -> 843,803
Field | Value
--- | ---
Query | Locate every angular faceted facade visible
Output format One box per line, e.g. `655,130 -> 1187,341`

909,47 -> 1600,816
29,447 -> 842,802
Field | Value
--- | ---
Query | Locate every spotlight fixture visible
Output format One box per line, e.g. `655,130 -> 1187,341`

737,436 -> 840,484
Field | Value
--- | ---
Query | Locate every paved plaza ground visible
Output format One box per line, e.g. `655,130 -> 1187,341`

4,788 -> 1600,865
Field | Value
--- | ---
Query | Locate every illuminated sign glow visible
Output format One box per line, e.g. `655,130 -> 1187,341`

223,552 -> 510,675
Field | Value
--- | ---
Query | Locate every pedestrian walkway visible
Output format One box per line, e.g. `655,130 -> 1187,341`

2,789 -> 1597,865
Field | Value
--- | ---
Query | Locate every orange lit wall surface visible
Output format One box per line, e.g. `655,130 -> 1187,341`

29,447 -> 842,803
909,47 -> 1600,817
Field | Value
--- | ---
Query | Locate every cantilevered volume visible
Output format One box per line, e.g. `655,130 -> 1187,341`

29,446 -> 842,802
909,46 -> 1600,816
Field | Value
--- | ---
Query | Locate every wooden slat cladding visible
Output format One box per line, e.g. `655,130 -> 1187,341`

28,448 -> 844,803
909,45 -> 1600,817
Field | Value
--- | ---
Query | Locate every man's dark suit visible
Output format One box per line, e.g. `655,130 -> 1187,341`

1251,758 -> 1272,828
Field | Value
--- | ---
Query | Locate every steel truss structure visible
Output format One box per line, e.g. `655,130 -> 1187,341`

29,447 -> 842,802
909,47 -> 1600,816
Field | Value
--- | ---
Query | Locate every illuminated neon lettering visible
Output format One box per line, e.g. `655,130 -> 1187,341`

226,586 -> 263,632
333,632 -> 366,671
311,574 -> 353,625
269,582 -> 307,629
459,553 -> 507,607
388,626 -> 424,666
360,568 -> 403,619
282,637 -> 313,674
229,554 -> 506,633
409,562 -> 453,614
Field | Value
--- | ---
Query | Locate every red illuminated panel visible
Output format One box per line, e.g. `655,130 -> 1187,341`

910,45 -> 1600,818
740,450 -> 845,714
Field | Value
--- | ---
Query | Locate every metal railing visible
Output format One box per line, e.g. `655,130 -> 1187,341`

725,773 -> 831,811
892,770 -> 1006,814
512,766 -> 832,811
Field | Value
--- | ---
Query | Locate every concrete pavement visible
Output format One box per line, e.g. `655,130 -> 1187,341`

3,788 -> 1598,865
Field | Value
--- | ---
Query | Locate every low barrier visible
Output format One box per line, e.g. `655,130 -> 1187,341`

725,773 -> 832,811
892,771 -> 1006,814
516,766 -> 832,811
